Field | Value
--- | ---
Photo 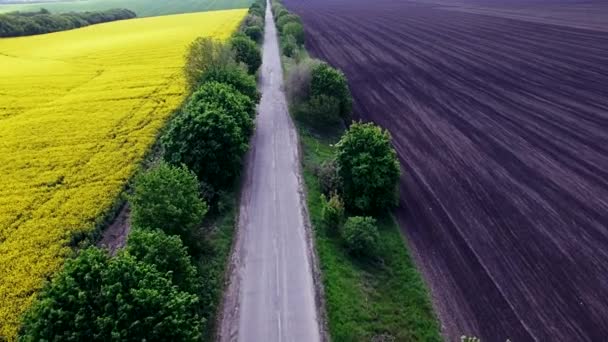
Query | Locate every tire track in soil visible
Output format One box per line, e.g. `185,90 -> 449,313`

284,0 -> 608,340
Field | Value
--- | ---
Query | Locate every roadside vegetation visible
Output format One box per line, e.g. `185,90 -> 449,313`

271,0 -> 442,340
14,2 -> 265,340
0,8 -> 136,37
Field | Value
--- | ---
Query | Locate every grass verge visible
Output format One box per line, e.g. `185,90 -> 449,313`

298,126 -> 441,341
197,192 -> 238,341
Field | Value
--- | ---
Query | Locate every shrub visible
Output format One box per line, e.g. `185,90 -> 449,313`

274,7 -> 289,20
185,81 -> 254,136
200,64 -> 260,103
342,216 -> 378,256
282,22 -> 304,45
297,94 -> 341,127
129,162 -> 208,244
316,158 -> 341,195
249,3 -> 265,17
276,13 -> 301,32
230,35 -> 262,74
336,122 -> 400,213
162,105 -> 248,189
310,63 -> 352,119
285,58 -> 319,105
321,193 -> 345,232
243,13 -> 263,29
20,248 -> 203,341
282,34 -> 297,57
184,37 -> 236,90
243,25 -> 263,43
126,229 -> 200,294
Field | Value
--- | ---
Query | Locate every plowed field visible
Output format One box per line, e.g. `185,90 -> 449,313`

283,0 -> 608,340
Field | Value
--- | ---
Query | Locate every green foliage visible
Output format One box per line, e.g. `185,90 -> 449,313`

297,94 -> 341,127
282,21 -> 304,45
126,229 -> 200,294
281,34 -> 297,57
200,65 -> 260,104
321,193 -> 345,232
0,8 -> 136,38
336,122 -> 400,213
20,248 -> 203,341
276,13 -> 301,33
129,162 -> 208,245
162,103 -> 248,189
185,81 -> 255,137
184,37 -> 236,91
342,216 -> 378,256
230,35 -> 262,74
316,158 -> 341,195
248,2 -> 265,17
274,7 -> 289,20
310,63 -> 352,119
243,13 -> 263,29
285,58 -> 319,105
243,25 -> 263,43
298,128 -> 440,341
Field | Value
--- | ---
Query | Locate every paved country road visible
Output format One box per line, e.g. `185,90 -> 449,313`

218,2 -> 322,341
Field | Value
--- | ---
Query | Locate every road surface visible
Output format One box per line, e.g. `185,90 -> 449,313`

218,2 -> 322,341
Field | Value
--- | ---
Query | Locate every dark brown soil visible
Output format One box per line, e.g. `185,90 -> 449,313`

98,204 -> 130,255
283,0 -> 608,340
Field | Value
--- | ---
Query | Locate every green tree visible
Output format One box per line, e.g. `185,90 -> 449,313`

201,65 -> 260,103
336,122 -> 400,213
230,35 -> 262,74
282,22 -> 304,45
243,25 -> 263,43
126,229 -> 200,294
184,37 -> 236,90
310,63 -> 352,119
20,248 -> 203,341
276,13 -> 301,32
342,216 -> 379,256
129,162 -> 208,244
281,34 -> 297,57
297,94 -> 341,127
185,81 -> 254,136
162,106 -> 248,189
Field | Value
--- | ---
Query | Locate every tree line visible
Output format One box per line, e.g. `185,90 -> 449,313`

0,8 -> 136,38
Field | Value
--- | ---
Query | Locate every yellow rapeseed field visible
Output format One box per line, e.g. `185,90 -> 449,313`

0,9 -> 246,339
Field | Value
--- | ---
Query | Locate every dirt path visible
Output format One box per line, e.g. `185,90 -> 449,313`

218,2 -> 322,341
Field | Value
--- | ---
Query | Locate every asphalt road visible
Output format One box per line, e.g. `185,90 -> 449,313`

218,2 -> 321,341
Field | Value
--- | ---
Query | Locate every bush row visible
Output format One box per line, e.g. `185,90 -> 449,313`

19,4 -> 265,340
272,0 -> 400,257
0,8 -> 136,37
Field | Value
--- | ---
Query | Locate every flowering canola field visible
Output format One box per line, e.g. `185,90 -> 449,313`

0,9 -> 246,339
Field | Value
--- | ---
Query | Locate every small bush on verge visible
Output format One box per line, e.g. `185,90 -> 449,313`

342,216 -> 379,256
321,193 -> 345,232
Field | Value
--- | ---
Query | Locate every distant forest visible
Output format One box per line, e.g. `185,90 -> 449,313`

0,8 -> 136,37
